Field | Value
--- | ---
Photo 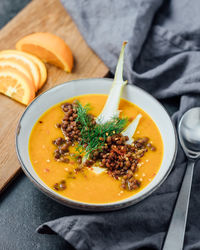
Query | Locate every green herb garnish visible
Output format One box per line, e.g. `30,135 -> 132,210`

75,101 -> 128,156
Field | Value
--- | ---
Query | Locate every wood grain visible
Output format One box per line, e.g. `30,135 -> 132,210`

0,0 -> 108,192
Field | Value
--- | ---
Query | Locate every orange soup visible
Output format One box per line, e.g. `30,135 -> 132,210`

29,94 -> 163,204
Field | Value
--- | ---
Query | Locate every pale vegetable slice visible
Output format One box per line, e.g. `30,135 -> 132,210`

0,68 -> 35,105
122,114 -> 142,144
96,41 -> 127,124
0,50 -> 41,91
88,166 -> 106,174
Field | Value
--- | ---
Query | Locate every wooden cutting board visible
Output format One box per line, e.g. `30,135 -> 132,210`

0,0 -> 108,193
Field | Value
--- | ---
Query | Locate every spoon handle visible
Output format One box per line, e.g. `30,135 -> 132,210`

163,160 -> 194,250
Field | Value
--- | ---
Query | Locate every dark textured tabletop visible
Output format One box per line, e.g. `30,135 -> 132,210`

0,1 -> 178,250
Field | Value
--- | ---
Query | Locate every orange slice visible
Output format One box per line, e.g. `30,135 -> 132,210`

0,50 -> 40,91
0,68 -> 35,105
16,32 -> 73,72
0,58 -> 34,87
3,50 -> 48,89
24,53 -> 47,89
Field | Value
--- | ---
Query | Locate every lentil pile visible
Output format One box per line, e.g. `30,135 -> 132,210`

52,101 -> 156,191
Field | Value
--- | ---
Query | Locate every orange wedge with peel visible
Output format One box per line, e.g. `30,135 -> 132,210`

0,50 -> 40,91
16,32 -> 73,72
0,58 -> 34,85
0,68 -> 35,105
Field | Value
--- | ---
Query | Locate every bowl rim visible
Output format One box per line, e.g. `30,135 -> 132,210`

15,78 -> 178,211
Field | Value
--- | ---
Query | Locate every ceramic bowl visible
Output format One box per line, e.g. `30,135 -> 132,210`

16,78 -> 177,211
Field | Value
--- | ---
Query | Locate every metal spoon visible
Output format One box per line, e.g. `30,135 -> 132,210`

163,107 -> 200,250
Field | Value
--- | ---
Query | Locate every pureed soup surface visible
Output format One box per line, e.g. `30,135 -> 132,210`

29,94 -> 163,204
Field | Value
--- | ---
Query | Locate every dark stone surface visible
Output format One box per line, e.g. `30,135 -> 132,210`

0,0 -> 31,29
0,174 -> 76,250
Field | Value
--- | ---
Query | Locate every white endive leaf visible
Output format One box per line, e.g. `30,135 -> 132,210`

89,166 -> 106,174
96,41 -> 127,124
122,114 -> 142,144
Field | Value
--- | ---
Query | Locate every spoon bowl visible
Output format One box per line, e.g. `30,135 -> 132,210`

178,107 -> 200,158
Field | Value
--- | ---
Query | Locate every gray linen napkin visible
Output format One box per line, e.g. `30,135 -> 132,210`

37,1 -> 200,249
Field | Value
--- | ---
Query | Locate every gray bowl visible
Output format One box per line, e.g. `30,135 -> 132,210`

16,78 -> 177,211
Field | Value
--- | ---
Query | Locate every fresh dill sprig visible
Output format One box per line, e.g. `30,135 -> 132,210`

75,101 -> 92,128
75,101 -> 128,157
